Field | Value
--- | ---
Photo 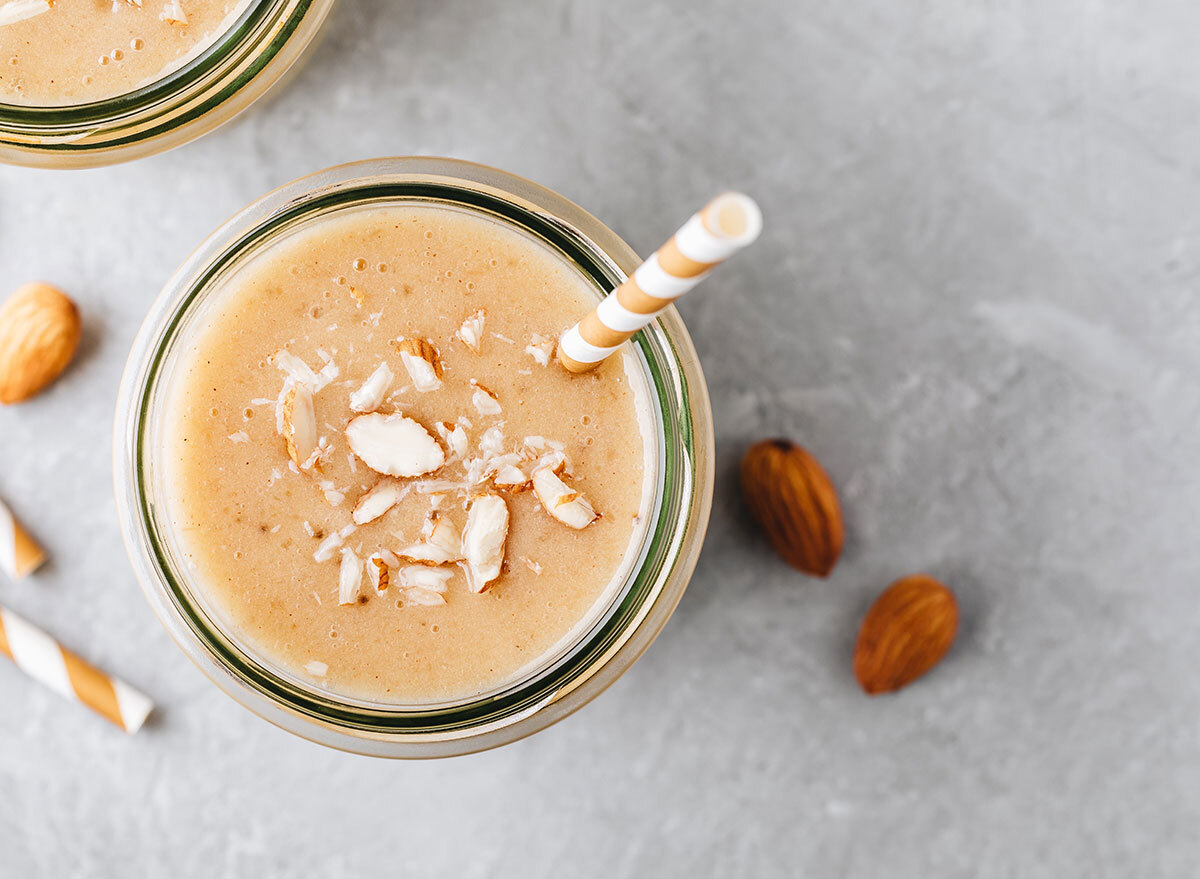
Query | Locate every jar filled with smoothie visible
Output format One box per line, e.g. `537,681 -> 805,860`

0,0 -> 335,167
115,158 -> 715,756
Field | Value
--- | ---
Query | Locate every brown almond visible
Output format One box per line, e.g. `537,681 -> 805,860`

0,282 -> 81,405
853,574 -> 958,695
740,439 -> 843,577
395,338 -> 443,378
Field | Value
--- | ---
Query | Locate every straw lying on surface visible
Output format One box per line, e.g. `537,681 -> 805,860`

0,497 -> 45,581
0,605 -> 154,734
558,192 -> 763,373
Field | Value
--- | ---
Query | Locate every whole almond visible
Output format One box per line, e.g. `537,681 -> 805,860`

0,282 -> 81,405
741,438 -> 844,577
854,574 -> 958,695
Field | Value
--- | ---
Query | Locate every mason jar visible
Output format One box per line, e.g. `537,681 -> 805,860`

114,157 -> 714,756
0,0 -> 336,168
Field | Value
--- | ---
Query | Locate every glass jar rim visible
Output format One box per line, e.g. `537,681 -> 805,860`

114,157 -> 715,756
0,0 -> 334,167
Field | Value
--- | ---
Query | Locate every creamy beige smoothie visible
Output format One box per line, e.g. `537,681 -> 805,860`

161,204 -> 654,704
0,0 -> 246,105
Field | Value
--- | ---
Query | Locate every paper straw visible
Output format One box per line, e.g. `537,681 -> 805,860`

0,605 -> 154,734
558,192 -> 762,372
0,496 -> 45,580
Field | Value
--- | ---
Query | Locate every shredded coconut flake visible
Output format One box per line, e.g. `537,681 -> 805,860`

314,530 -> 344,563
525,333 -> 555,366
316,479 -> 347,507
456,310 -> 486,352
159,0 -> 186,23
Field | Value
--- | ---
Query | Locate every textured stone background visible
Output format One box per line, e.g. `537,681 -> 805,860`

2,0 -> 1197,875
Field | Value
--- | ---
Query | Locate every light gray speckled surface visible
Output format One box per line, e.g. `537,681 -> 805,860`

2,0 -> 1198,875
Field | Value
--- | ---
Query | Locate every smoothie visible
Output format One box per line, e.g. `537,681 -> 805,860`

161,204 -> 654,704
0,0 -> 246,105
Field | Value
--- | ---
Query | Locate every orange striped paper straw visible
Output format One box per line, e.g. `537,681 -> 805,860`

0,605 -> 154,733
558,192 -> 762,372
0,496 -> 45,580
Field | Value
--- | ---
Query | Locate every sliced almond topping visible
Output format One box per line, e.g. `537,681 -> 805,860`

413,478 -> 468,495
352,478 -> 407,525
345,413 -> 446,477
523,435 -> 565,459
532,466 -> 598,529
338,547 -> 363,605
0,0 -> 52,26
398,565 -> 453,593
477,426 -> 506,458
456,309 -> 486,352
367,553 -> 390,595
281,383 -> 318,469
435,421 -> 469,458
525,333 -> 555,367
471,380 -> 502,416
395,338 -> 443,392
402,586 -> 447,607
394,540 -> 462,566
484,452 -> 522,474
461,494 -> 509,593
271,349 -> 337,392
463,455 -> 489,486
397,565 -> 453,607
493,464 -> 530,492
313,529 -> 343,562
535,449 -> 570,477
424,510 -> 464,558
349,362 -> 394,413
159,0 -> 186,23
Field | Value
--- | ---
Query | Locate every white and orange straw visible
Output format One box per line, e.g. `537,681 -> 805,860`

0,496 -> 45,581
1,495 -> 152,732
0,605 -> 154,733
558,192 -> 763,373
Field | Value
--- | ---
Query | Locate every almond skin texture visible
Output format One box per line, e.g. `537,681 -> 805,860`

0,283 -> 81,405
741,439 -> 844,577
854,574 -> 958,695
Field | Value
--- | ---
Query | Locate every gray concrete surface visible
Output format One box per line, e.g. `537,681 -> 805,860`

1,0 -> 1197,875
